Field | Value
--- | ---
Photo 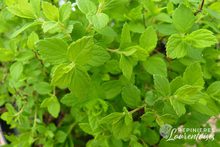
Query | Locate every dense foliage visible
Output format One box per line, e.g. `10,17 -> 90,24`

0,0 -> 220,146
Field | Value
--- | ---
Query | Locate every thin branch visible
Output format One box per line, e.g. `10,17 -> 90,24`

194,0 -> 205,15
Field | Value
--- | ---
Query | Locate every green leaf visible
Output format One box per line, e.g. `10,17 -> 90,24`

69,66 -> 91,99
120,23 -> 131,49
166,34 -> 188,59
187,29 -> 217,48
88,45 -> 110,66
183,63 -> 204,87
112,111 -> 133,140
30,0 -> 41,17
67,36 -> 94,65
42,21 -> 59,33
139,26 -> 158,52
59,2 -> 72,22
0,48 -> 14,62
121,85 -> 141,108
174,85 -> 201,104
27,32 -> 39,49
51,63 -> 75,89
102,80 -> 123,99
170,98 -> 186,117
207,81 -> 220,102
10,21 -> 41,38
88,13 -> 109,30
42,1 -> 59,21
41,96 -> 60,118
36,38 -> 68,65
143,56 -> 167,77
7,0 -> 36,19
172,4 -> 195,33
153,75 -> 170,96
119,55 -> 133,80
170,76 -> 184,94
10,62 -> 23,80
76,0 -> 97,15
34,82 -> 52,95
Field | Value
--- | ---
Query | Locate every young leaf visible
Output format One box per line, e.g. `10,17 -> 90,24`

51,63 -> 75,89
76,0 -> 97,15
121,85 -> 141,108
102,80 -> 123,99
174,85 -> 201,104
153,75 -> 170,96
183,63 -> 204,87
120,23 -> 131,49
36,38 -> 68,65
41,96 -> 60,118
187,29 -> 218,48
172,4 -> 195,33
59,2 -> 72,22
170,98 -> 186,117
10,62 -> 23,80
207,81 -> 220,102
0,48 -> 14,62
69,66 -> 91,99
88,13 -> 109,30
166,34 -> 188,59
139,26 -> 158,52
27,32 -> 39,49
42,1 -> 59,21
7,0 -> 36,19
143,56 -> 167,77
34,82 -> 52,95
119,55 -> 133,80
67,36 -> 94,65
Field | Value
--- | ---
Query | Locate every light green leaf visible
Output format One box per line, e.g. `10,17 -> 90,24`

76,0 -> 97,15
207,81 -> 220,102
42,1 -> 59,21
34,82 -> 52,95
41,96 -> 60,118
153,75 -> 170,96
69,66 -> 91,99
174,85 -> 202,104
102,80 -> 123,99
59,2 -> 72,22
119,55 -> 133,80
0,48 -> 14,62
51,63 -> 75,89
166,34 -> 188,59
36,38 -> 68,65
121,85 -> 141,108
67,36 -> 94,65
30,0 -> 41,17
170,98 -> 186,117
183,63 -> 204,87
88,45 -> 110,66
27,32 -> 39,49
187,29 -> 217,48
112,111 -> 133,140
10,21 -> 41,38
88,13 -> 109,30
10,62 -> 23,80
42,21 -> 59,33
172,4 -> 195,33
170,76 -> 184,94
7,0 -> 36,19
139,26 -> 158,52
120,23 -> 131,49
143,56 -> 167,77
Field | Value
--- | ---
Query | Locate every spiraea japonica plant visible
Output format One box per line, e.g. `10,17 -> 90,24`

0,0 -> 220,146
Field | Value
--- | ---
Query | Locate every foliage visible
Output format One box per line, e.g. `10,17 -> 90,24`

0,0 -> 220,146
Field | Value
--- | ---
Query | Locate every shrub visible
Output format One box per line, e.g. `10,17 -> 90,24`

0,0 -> 220,146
